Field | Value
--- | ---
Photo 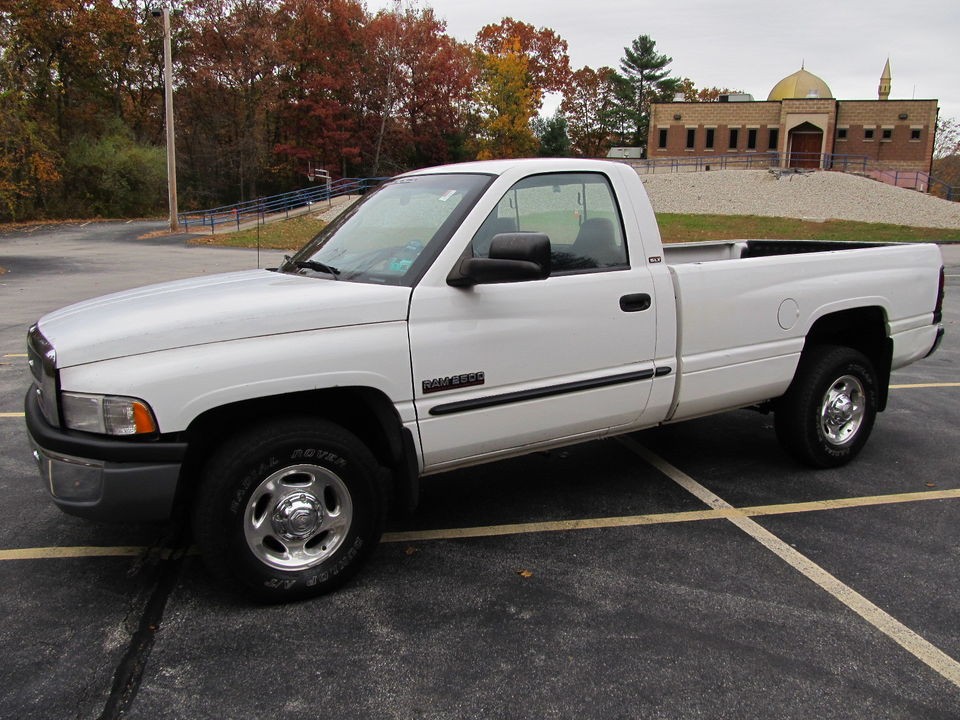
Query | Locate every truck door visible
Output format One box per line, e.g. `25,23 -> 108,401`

408,171 -> 661,471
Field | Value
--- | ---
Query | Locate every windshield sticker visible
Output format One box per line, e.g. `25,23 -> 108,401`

438,190 -> 457,202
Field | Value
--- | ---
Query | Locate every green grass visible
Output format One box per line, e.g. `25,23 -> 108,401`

191,212 -> 960,251
189,215 -> 327,250
657,213 -> 960,243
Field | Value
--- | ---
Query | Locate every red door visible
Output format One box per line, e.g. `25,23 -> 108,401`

789,126 -> 824,168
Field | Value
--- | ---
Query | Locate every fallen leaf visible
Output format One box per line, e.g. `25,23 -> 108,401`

925,483 -> 936,488
404,546 -> 420,556
516,569 -> 533,579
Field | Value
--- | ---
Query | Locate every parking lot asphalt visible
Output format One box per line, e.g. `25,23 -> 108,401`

1,223 -> 958,719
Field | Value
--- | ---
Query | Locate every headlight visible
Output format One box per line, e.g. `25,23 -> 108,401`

61,393 -> 159,436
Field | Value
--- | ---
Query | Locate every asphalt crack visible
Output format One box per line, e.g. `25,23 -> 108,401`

97,522 -> 188,720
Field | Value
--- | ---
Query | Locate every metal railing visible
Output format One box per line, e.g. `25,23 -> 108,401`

866,168 -> 958,201
621,151 -> 958,201
621,151 -> 873,174
179,156 -> 959,231
179,177 -> 390,233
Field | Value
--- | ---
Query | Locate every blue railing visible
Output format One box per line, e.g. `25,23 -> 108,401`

180,157 -> 958,231
179,177 -> 390,233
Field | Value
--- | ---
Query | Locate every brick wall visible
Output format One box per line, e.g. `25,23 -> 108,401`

649,102 -> 783,157
835,100 -> 938,172
649,98 -> 937,174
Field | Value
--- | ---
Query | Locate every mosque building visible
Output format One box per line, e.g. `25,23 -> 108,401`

647,61 -> 938,175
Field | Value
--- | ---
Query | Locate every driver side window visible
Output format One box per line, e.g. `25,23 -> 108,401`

470,172 -> 628,273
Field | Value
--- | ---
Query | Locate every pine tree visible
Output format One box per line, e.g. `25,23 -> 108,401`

532,114 -> 571,157
614,35 -> 680,154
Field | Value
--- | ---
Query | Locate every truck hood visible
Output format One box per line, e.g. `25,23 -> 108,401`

38,270 -> 412,367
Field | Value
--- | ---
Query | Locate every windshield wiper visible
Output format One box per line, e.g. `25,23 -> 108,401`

284,255 -> 340,278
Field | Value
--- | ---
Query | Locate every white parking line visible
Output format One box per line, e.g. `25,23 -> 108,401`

619,436 -> 960,690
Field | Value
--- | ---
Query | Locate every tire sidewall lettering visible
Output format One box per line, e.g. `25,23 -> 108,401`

193,418 -> 385,601
290,448 -> 347,468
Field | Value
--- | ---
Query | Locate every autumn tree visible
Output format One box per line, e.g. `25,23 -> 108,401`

475,17 -> 571,108
561,65 -> 620,157
398,10 -> 477,168
472,38 -> 539,160
675,78 -> 742,103
614,34 -> 680,152
360,3 -> 476,175
0,85 -> 61,220
932,116 -> 960,197
0,0 -> 166,218
271,0 -> 367,180
176,0 -> 285,204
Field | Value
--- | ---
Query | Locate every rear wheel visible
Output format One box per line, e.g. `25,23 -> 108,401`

775,345 -> 879,468
193,417 -> 385,602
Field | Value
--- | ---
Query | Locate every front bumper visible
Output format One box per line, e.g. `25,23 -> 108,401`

24,390 -> 186,522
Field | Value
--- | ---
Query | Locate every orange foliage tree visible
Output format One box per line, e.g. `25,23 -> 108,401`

561,66 -> 621,157
472,37 -> 539,160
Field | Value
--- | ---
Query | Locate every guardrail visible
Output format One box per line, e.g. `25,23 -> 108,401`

179,177 -> 390,233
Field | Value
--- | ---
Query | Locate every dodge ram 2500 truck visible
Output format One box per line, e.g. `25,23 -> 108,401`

25,158 -> 945,600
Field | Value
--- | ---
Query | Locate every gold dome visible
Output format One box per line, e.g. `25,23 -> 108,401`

767,68 -> 833,100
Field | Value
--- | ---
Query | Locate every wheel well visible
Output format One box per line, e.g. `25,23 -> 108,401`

176,387 -> 418,512
803,307 -> 892,410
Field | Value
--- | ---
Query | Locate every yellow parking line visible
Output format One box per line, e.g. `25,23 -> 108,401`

0,545 -> 195,561
382,488 -> 959,544
383,508 -> 732,543
5,488 -> 957,561
740,489 -> 960,517
0,546 -> 144,561
2,354 -> 26,358
0,412 -> 24,418
890,382 -> 960,389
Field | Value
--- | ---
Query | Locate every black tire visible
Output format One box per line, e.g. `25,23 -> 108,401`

775,345 -> 879,468
192,417 -> 386,602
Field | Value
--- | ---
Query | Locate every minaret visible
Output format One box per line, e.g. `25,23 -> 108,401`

878,58 -> 891,100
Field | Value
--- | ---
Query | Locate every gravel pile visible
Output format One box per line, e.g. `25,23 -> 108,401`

640,169 -> 960,229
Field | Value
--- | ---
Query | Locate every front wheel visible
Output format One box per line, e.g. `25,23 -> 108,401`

775,345 -> 879,468
192,418 -> 386,602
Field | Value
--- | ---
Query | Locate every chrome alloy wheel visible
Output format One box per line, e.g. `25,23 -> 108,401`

819,374 -> 866,447
243,464 -> 354,570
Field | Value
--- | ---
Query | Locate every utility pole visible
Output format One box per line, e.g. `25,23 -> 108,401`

154,6 -> 179,232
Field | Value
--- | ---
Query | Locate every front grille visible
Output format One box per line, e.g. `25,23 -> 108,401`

27,324 -> 59,427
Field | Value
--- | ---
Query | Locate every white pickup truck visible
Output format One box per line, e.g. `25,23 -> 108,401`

26,159 -> 945,600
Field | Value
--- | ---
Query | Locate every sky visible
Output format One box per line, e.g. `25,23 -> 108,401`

364,0 -> 960,122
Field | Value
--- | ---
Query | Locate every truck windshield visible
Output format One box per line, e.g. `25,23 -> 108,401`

282,173 -> 493,286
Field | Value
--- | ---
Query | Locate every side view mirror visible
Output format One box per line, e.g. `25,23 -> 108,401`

447,233 -> 552,287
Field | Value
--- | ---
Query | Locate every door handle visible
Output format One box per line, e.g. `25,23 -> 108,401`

620,293 -> 651,312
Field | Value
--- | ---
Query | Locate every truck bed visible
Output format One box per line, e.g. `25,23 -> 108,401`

661,240 -> 943,423
663,239 -> 883,265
